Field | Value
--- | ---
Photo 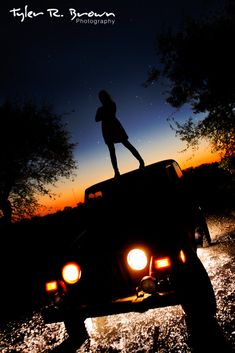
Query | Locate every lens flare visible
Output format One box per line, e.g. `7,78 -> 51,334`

127,248 -> 148,270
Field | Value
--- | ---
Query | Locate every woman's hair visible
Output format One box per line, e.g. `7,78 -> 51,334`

99,90 -> 113,105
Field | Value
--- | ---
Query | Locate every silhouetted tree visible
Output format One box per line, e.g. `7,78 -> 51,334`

145,0 -> 235,173
0,100 -> 77,222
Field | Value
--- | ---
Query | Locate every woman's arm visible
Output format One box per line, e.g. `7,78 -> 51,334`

95,107 -> 102,122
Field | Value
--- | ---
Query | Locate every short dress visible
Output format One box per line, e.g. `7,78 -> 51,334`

95,101 -> 128,145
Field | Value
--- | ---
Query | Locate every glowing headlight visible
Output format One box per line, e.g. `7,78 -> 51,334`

62,262 -> 81,284
127,248 -> 148,270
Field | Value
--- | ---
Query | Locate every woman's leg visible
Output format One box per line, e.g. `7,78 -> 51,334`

107,143 -> 120,177
122,140 -> 145,168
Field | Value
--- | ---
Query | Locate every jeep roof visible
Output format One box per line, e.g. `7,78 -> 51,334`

85,159 -> 183,203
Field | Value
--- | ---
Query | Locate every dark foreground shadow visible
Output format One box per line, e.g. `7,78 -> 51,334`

186,316 -> 234,353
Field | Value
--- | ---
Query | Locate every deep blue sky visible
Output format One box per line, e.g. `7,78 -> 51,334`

1,0 -> 225,211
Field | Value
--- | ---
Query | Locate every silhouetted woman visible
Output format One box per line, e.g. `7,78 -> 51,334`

96,90 -> 145,177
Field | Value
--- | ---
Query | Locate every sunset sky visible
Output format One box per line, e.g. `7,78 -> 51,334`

1,0 -> 224,214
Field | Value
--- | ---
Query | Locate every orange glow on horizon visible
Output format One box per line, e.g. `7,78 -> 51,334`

179,150 -> 220,170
